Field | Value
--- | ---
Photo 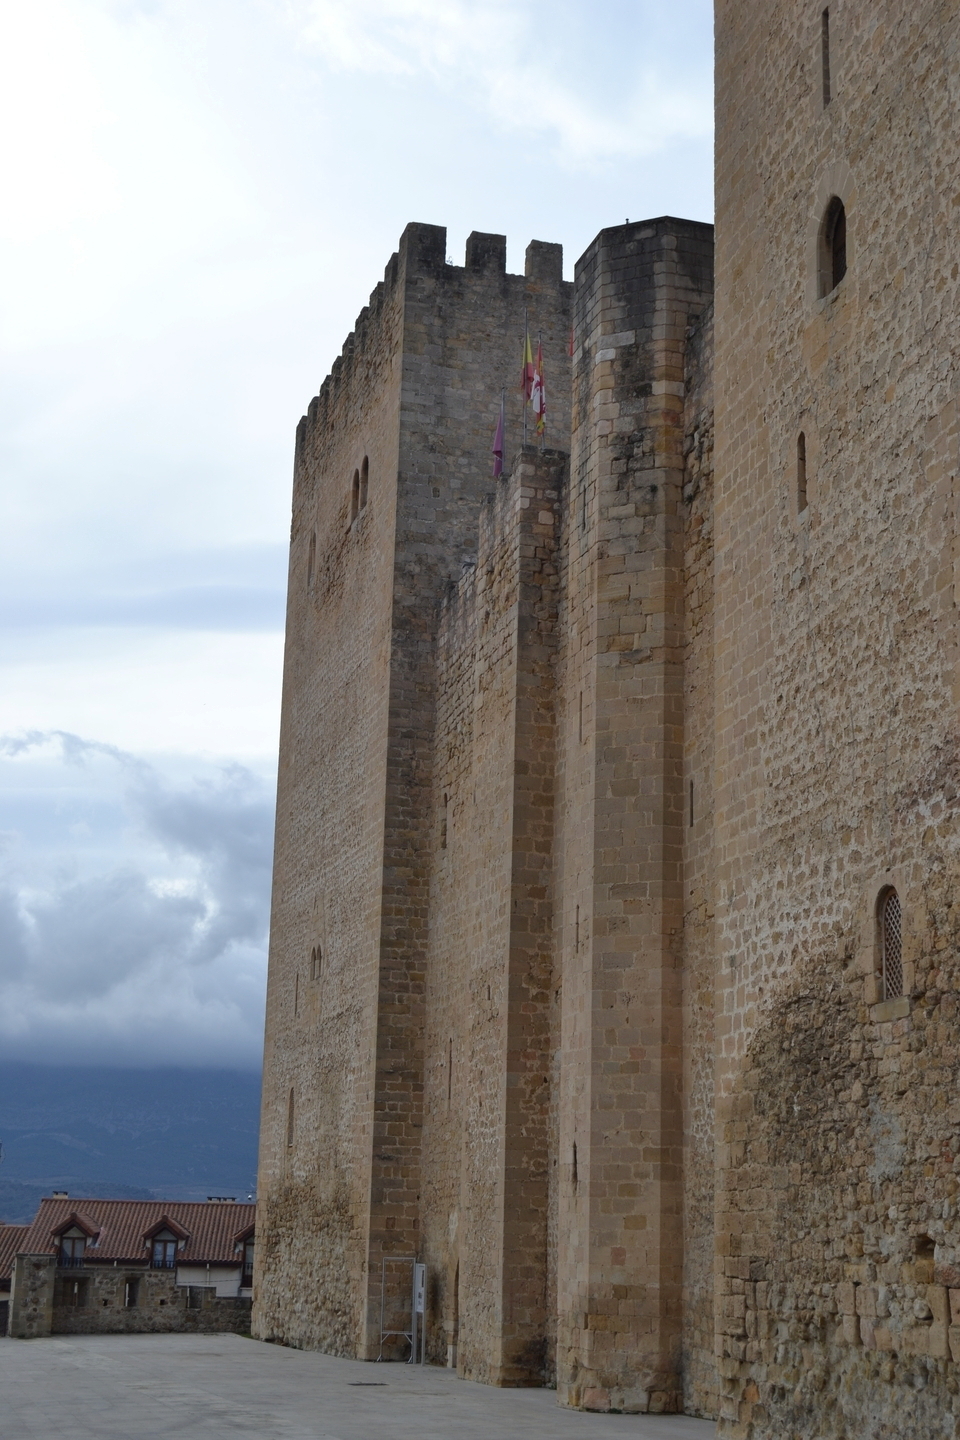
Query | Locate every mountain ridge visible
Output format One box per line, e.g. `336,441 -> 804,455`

0,1064 -> 261,1219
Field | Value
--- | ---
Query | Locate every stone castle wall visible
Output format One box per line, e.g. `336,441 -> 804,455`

256,216 -> 719,1413
254,235 -> 405,1354
713,3 -> 960,1437
553,219 -> 714,1415
365,229 -> 571,1356
681,301 -> 717,1420
255,225 -> 572,1358
422,448 -> 564,1385
256,2 -> 960,1428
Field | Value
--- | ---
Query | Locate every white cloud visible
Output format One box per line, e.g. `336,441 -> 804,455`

0,630 -> 284,756
295,0 -> 711,164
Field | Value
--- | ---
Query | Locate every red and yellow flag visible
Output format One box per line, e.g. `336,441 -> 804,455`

532,338 -> 545,437
521,328 -> 534,402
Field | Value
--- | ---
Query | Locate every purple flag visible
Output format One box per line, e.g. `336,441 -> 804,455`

492,391 -> 505,477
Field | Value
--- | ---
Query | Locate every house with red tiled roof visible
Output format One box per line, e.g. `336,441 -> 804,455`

0,1224 -> 30,1335
3,1196 -> 255,1339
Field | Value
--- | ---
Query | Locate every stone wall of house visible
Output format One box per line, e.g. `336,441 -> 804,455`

8,1255 -> 55,1338
713,3 -> 960,1436
7,1258 -> 250,1338
50,1268 -> 251,1335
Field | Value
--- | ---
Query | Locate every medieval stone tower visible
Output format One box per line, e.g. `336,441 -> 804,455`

256,3 -> 960,1434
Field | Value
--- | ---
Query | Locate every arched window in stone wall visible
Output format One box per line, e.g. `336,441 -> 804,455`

819,197 -> 847,296
359,456 -> 369,511
878,887 -> 903,999
350,469 -> 360,523
797,432 -> 808,513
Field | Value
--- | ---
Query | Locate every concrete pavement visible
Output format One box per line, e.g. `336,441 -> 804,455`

0,1333 -> 717,1440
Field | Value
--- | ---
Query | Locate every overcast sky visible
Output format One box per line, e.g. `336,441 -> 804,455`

0,0 -> 713,1070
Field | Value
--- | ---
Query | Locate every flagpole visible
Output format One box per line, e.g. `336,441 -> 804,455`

492,387 -> 505,478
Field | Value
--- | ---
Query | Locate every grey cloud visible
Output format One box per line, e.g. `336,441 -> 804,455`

0,888 -> 29,981
0,733 -> 272,1068
20,871 -> 206,1001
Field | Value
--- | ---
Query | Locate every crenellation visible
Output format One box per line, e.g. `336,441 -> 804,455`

465,231 -> 506,273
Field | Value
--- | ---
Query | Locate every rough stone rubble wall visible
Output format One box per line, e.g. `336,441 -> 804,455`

681,302 -> 717,1419
8,1255 -> 55,1339
713,3 -> 960,1437
50,1268 -> 251,1335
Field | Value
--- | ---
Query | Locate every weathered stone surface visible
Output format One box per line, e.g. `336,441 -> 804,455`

713,2 -> 960,1435
9,1255 -> 56,1338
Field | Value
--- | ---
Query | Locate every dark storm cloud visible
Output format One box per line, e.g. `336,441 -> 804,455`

0,733 -> 273,1068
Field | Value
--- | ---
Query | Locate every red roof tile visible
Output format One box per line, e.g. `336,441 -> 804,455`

0,1225 -> 30,1283
15,1198 -> 255,1270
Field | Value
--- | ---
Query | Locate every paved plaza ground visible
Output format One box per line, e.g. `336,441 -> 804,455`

0,1333 -> 716,1440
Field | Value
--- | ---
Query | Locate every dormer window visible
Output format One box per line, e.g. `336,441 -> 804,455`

151,1229 -> 178,1269
59,1228 -> 87,1267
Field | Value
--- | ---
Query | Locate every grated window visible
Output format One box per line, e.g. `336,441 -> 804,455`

880,888 -> 903,999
